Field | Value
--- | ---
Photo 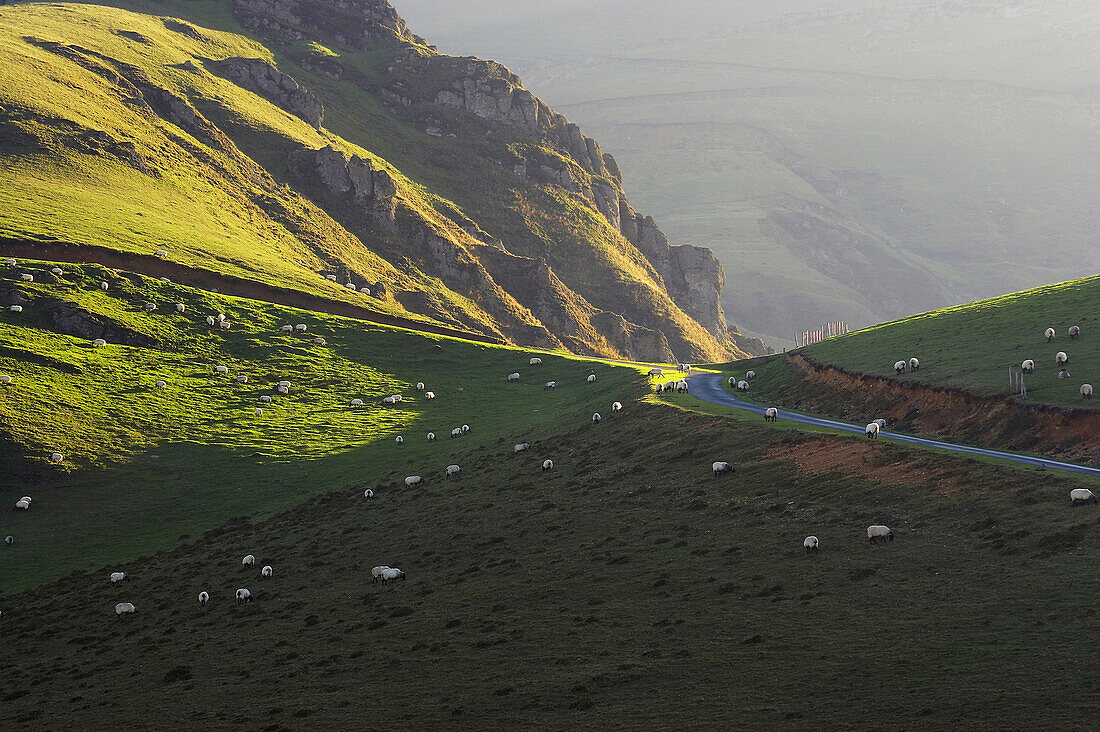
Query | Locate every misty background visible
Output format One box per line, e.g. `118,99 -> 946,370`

394,0 -> 1100,347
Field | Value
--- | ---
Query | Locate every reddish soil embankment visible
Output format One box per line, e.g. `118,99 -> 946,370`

782,354 -> 1100,466
0,238 -> 505,346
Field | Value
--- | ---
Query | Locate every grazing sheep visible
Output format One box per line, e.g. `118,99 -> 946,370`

446,464 -> 461,477
735,380 -> 748,392
14,499 -> 29,510
144,302 -> 156,311
242,554 -> 255,567
395,436 -> 404,444
345,282 -> 356,290
235,588 -> 252,605
364,489 -> 375,499
371,566 -> 390,584
93,338 -> 106,347
507,372 -> 520,382
8,305 -> 22,313
425,391 -> 435,399
893,360 -> 906,375
678,380 -> 690,393
666,380 -> 677,392
872,419 -> 887,428
381,567 -> 405,584
544,381 -> 557,390
110,572 -> 129,584
280,324 -> 293,332
1045,327 -> 1056,342
311,337 -> 327,345
381,396 -> 394,405
612,401 -> 622,412
416,382 -> 425,390
592,412 -> 601,424
391,395 -> 403,403
867,525 -> 894,543
728,377 -> 736,387
655,383 -> 665,393
746,370 -> 756,380
1070,488 -> 1097,506
205,316 -> 215,326
542,459 -> 553,471
1082,384 -> 1093,399
648,368 -> 664,376
514,442 -> 530,453
451,428 -> 463,438
114,602 -> 136,615
360,287 -> 371,294
1069,325 -> 1080,340
154,249 -> 168,258
1058,369 -> 1071,379
909,357 -> 920,371
198,591 -> 209,608
261,565 -> 273,578
350,398 -> 364,407
236,375 -> 248,384
865,423 -> 880,438
219,321 -> 231,330
712,461 -> 734,476
4,258 -> 15,264
278,381 -> 291,389
764,407 -> 778,422
4,536 -> 11,545
100,281 -> 109,291
259,395 -> 272,404
295,324 -> 307,332
49,452 -> 63,463
20,274 -> 32,282
462,424 -> 470,433
254,408 -> 263,417
1056,351 -> 1068,366
0,375 -> 10,384
804,536 -> 819,554
1021,359 -> 1035,374
404,475 -> 423,486
215,313 -> 225,322
530,357 -> 543,366
50,267 -> 63,275
155,380 -> 167,389
278,385 -> 290,395
159,277 -> 170,284
175,303 -> 186,313
326,274 -> 338,282
587,374 -> 597,383
427,432 -> 436,441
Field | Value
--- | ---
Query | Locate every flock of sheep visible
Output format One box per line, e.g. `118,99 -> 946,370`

1031,326 -> 1092,398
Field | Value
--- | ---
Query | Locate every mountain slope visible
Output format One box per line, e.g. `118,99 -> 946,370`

0,0 -> 754,361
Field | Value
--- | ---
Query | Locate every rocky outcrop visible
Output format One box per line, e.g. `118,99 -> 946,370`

231,0 -> 419,46
206,57 -> 323,129
288,145 -> 397,224
46,300 -> 155,347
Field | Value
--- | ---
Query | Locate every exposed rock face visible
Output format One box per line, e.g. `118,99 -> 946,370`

231,0 -> 419,46
46,300 -> 155,346
288,145 -> 397,224
206,57 -> 323,129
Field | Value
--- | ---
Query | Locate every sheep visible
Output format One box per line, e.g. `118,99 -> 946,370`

100,281 -> 109,291
592,412 -> 601,424
893,360 -> 906,375
346,397 -> 366,408
425,391 -> 435,399
280,324 -> 293,332
205,316 -> 215,326
49,452 -> 63,463
1082,384 -> 1093,399
728,377 -> 736,387
114,602 -> 136,615
175,303 -> 186,313
1021,359 -> 1035,374
665,380 -> 677,392
8,305 -> 22,313
219,321 -> 231,330
0,375 -> 10,384
1045,327 -> 1056,342
735,380 -> 748,392
462,424 -> 470,433
507,372 -> 520,382
254,408 -> 263,417
362,489 -> 375,500
865,423 -> 880,438
50,267 -> 63,275
278,381 -> 291,389
648,368 -> 664,376
326,274 -> 338,282
872,419 -> 887,428
110,572 -> 129,584
235,375 -> 249,384
19,496 -> 31,504
154,249 -> 168,258
1069,325 -> 1080,340
380,567 -> 406,585
159,277 -> 171,284
4,536 -> 11,545
198,591 -> 209,608
360,287 -> 371,294
427,432 -> 436,441
4,258 -> 15,264
20,273 -> 32,282
278,385 -> 290,395
544,381 -> 557,390
144,302 -> 157,311
764,407 -> 778,422
242,554 -> 255,567
1070,488 -> 1097,506
530,357 -> 543,366
655,383 -> 664,393
542,459 -> 553,471
391,395 -> 403,403
93,338 -> 107,347
235,588 -> 252,604
404,475 -> 423,486
259,395 -> 272,404
909,357 -> 920,371
381,396 -> 394,405
804,536 -> 819,554
867,525 -> 893,543
216,313 -> 226,322
451,427 -> 463,438
395,436 -> 404,444
295,324 -> 307,332
155,380 -> 167,389
446,464 -> 461,477
416,382 -> 425,390
587,374 -> 597,383
746,370 -> 756,380
1058,369 -> 1071,379
612,401 -> 622,412
712,461 -> 734,476
345,282 -> 356,290
311,337 -> 327,346
1056,351 -> 1068,366
371,566 -> 390,584
678,380 -> 690,393
261,565 -> 273,578
14,499 -> 29,510
514,442 -> 530,453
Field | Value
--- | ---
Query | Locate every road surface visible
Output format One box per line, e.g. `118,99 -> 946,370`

688,372 -> 1100,478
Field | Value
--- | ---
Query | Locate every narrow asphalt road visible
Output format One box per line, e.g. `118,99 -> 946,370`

688,372 -> 1100,478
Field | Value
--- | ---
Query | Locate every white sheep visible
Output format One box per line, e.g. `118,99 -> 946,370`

50,267 -> 63,275
100,281 -> 109,290
872,419 -> 887,428
655,383 -> 665,393
1070,488 -> 1097,506
728,376 -> 736,387
295,324 -> 307,331
446,464 -> 461,477
280,324 -> 293,332
542,459 -> 553,471
219,321 -> 231,330
213,365 -> 229,375
235,588 -> 252,604
110,572 -> 129,584
865,423 -> 880,439
14,499 -> 29,510
648,368 -> 664,376
712,461 -> 734,476
312,337 -> 327,346
217,313 -> 226,322
1045,327 -> 1056,342
49,452 -> 63,463
425,391 -> 435,399
114,602 -> 136,615
155,380 -> 167,389
867,525 -> 893,543
360,287 -> 371,294
735,380 -> 747,392
427,432 -> 436,441
462,424 -> 470,433
382,396 -> 394,405
451,427 -> 463,438
144,302 -> 156,311
345,282 -> 356,290
154,249 -> 168,258
205,316 -> 215,326
8,305 -> 22,313
1068,325 -> 1080,340
20,273 -> 32,282
530,357 -> 543,366
242,554 -> 255,567
507,372 -> 520,382
395,436 -> 404,444
909,357 -> 920,371
612,401 -> 622,412
371,565 -> 390,583
278,385 -> 290,395
93,338 -> 107,347
350,398 -> 364,407
1021,359 -> 1034,374
803,536 -> 819,554
514,442 -> 530,453
198,591 -> 209,608
19,496 -> 31,504
893,360 -> 906,375
665,380 -> 677,392
764,407 -> 778,422
364,489 -> 374,499
4,535 -> 12,545
678,380 -> 690,393
391,395 -> 403,403
746,370 -> 756,380
175,303 -> 186,313
254,408 -> 263,417
592,412 -> 601,424
405,475 -> 423,486
0,375 -> 10,384
380,567 -> 405,584
278,381 -> 291,389
416,382 -> 425,390
159,277 -> 171,284
587,374 -> 597,383
1056,351 -> 1068,366
544,381 -> 557,389
1082,384 -> 1093,399
259,395 -> 273,404
4,258 -> 15,264
326,274 -> 338,281
236,375 -> 248,384
261,565 -> 273,578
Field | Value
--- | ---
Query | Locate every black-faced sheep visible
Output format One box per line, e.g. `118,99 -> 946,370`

612,401 -> 622,412
110,572 -> 129,584
507,372 -> 520,382
764,407 -> 778,422
736,380 -> 748,392
450,427 -> 462,438
1056,351 -> 1068,366
242,554 -> 255,568
804,536 -> 819,554
364,489 -> 374,499
893,360 -> 906,375
867,525 -> 893,543
416,382 -> 425,390
115,602 -> 136,615
350,398 -> 364,407
1069,325 -> 1080,340
648,368 -> 664,376
530,357 -> 543,366
427,432 -> 436,441
446,464 -> 461,477
542,459 -> 553,471
1021,359 -> 1034,374
514,443 -> 530,453
425,391 -> 435,399
371,566 -> 390,584
587,374 -> 597,383
49,452 -> 63,463
544,381 -> 556,390
4,536 -> 11,545
678,380 -> 689,393
261,565 -> 273,578
395,436 -> 404,444
381,568 -> 406,585
462,424 -> 470,433
1070,488 -> 1097,506
746,370 -> 756,380
1045,327 -> 1056,342
1082,384 -> 1093,399
405,475 -> 423,486
235,588 -> 252,604
198,591 -> 209,608
712,461 -> 734,476
592,412 -> 601,424
909,357 -> 920,371
865,423 -> 880,439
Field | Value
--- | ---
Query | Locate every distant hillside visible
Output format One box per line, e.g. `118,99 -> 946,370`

0,0 -> 763,361
397,0 -> 1100,346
